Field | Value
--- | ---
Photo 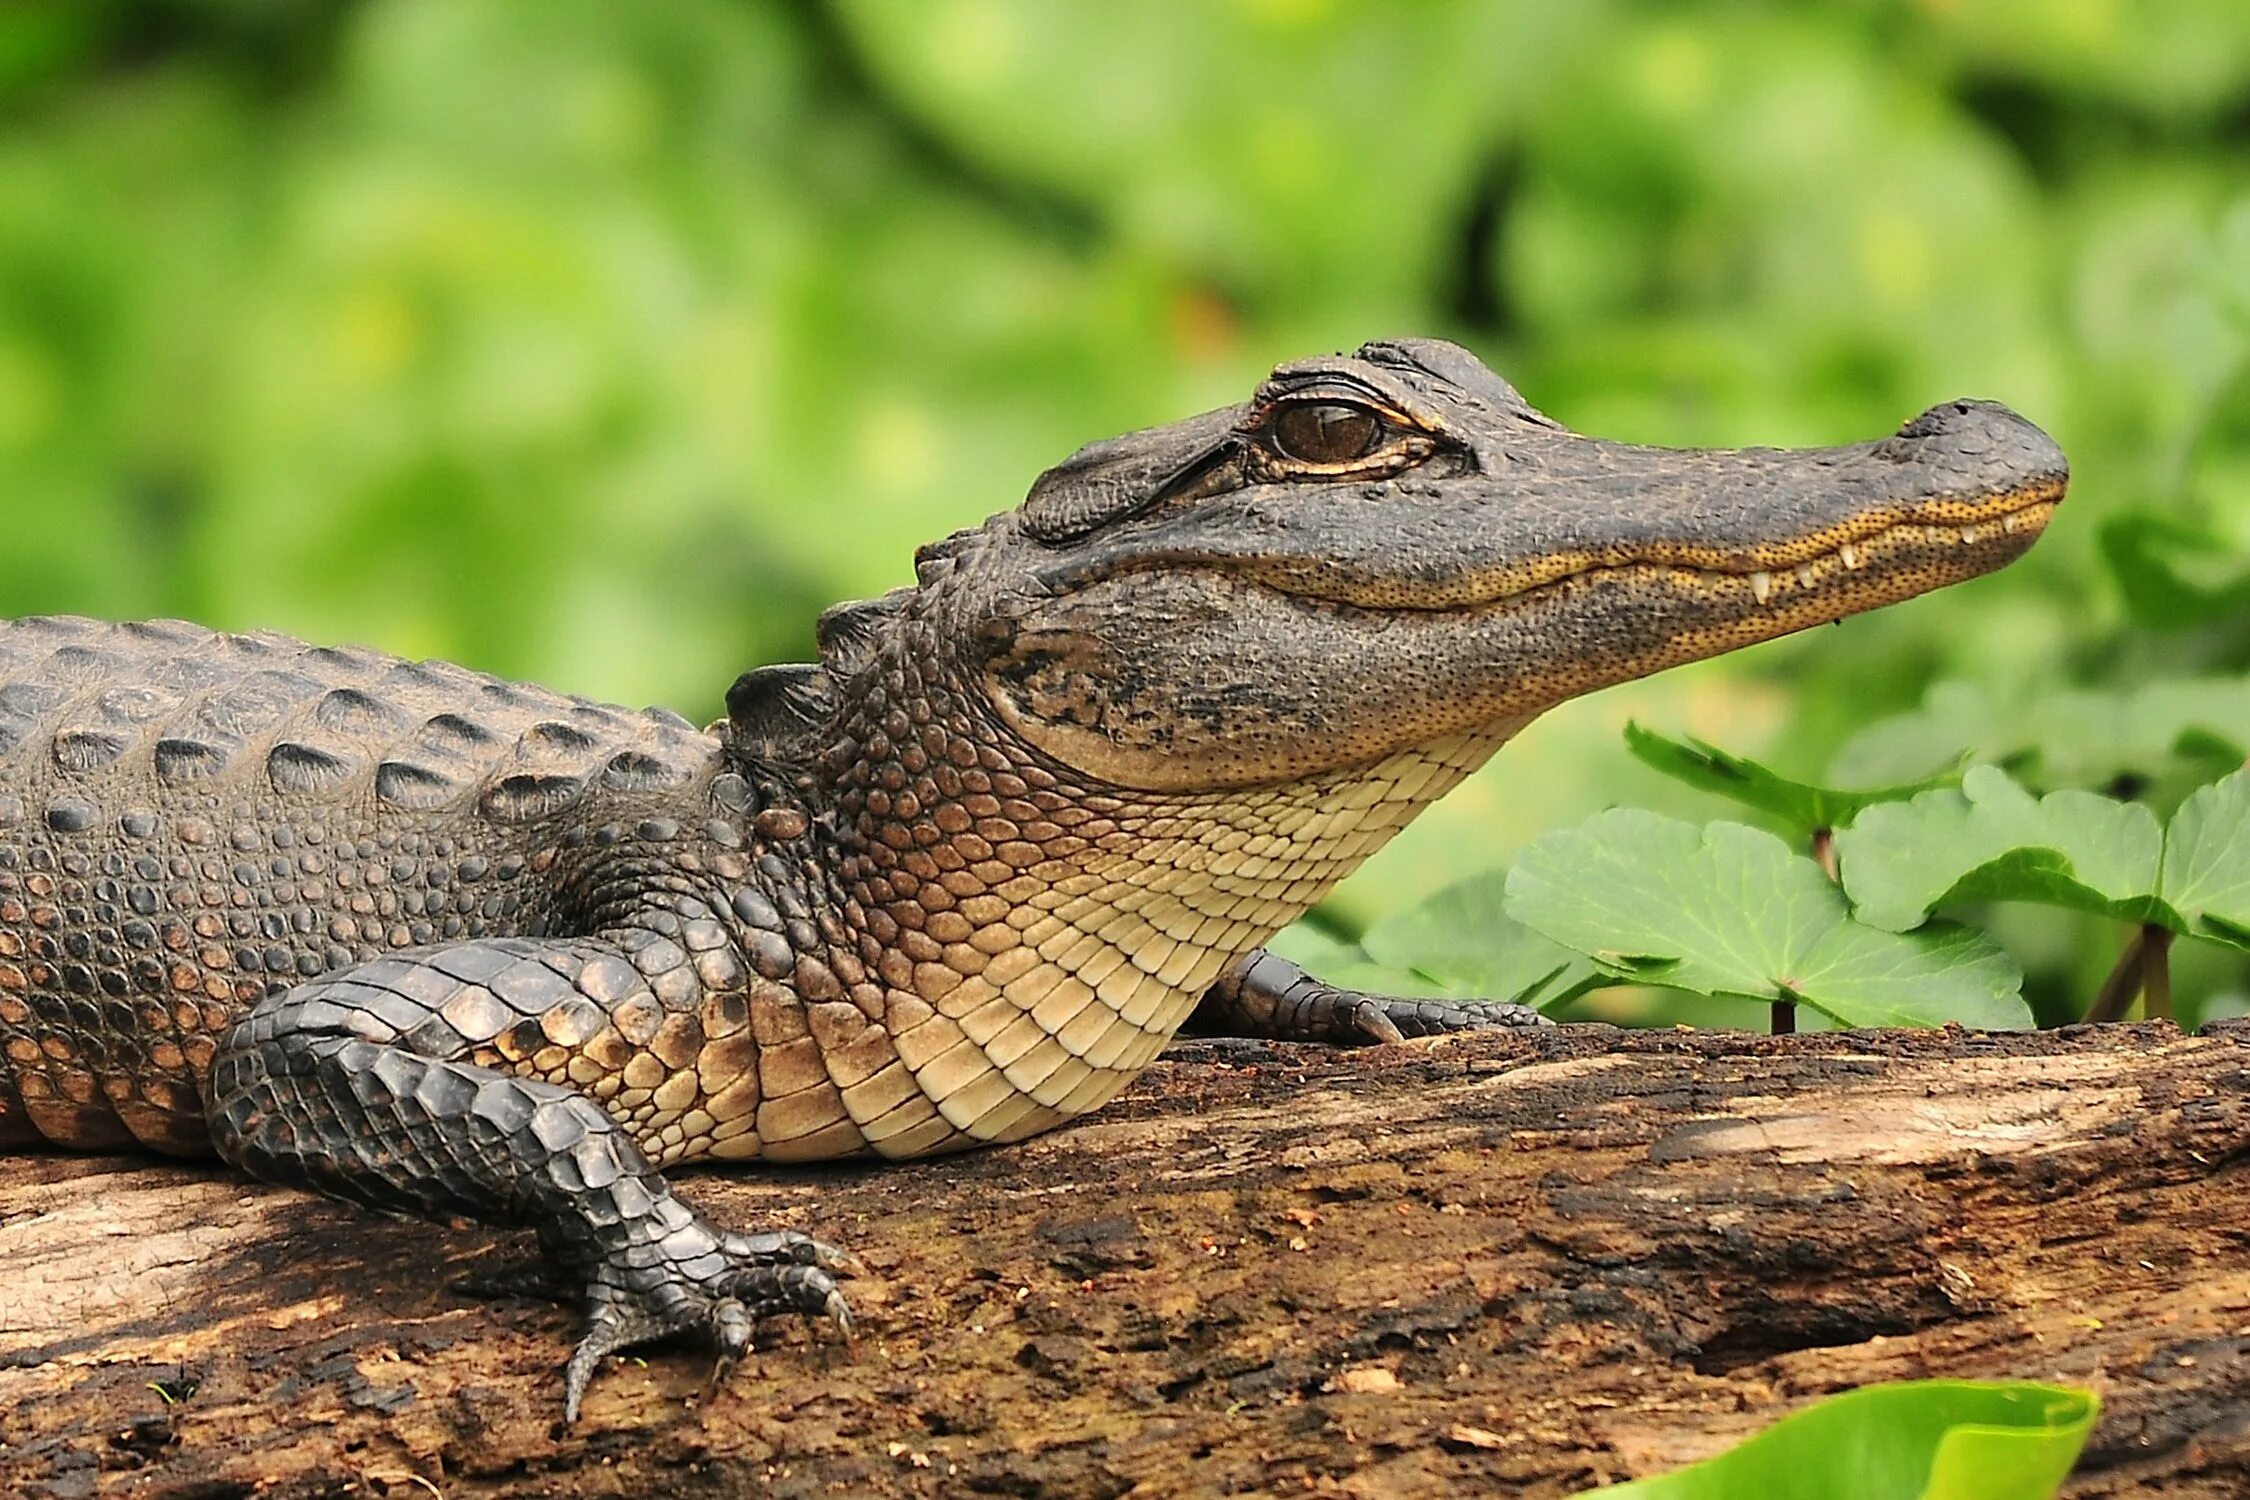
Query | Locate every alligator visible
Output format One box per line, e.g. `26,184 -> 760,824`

0,338 -> 2065,1419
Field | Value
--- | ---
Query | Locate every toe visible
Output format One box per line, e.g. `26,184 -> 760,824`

564,1312 -> 628,1425
704,1298 -> 754,1396
555,1222 -> 864,1421
721,1227 -> 862,1277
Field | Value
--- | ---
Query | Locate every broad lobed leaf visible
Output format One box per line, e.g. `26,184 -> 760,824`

1503,809 -> 2029,1029
2156,771 -> 2250,951
1268,873 -> 1606,1012
1837,767 -> 2169,933
1836,764 -> 2250,950
1358,869 -> 1608,1009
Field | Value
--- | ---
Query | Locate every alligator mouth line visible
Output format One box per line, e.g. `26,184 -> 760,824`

1226,478 -> 2066,615
1506,494 -> 2059,614
1478,486 -> 2060,614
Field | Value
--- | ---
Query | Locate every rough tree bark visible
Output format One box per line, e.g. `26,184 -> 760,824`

3,1020 -> 2247,1498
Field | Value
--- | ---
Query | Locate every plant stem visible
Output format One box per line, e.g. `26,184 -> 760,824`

1782,827 -> 1835,1037
2086,927 -> 2149,1023
2141,925 -> 2174,1021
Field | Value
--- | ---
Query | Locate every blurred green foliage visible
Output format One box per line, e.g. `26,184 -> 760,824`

1,0 -> 2247,1002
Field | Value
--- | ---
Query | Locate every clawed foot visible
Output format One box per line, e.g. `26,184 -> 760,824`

561,1224 -> 859,1423
1196,950 -> 1555,1045
1324,990 -> 1553,1044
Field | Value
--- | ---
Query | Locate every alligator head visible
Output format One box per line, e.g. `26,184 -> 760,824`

740,337 -> 2063,793
719,336 -> 2065,1126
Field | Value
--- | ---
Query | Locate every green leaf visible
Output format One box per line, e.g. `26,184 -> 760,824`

2099,510 -> 2250,631
2156,770 -> 2250,951
2133,679 -> 2250,767
1598,1379 -> 2097,1500
1837,767 -> 2169,933
1830,678 -> 2250,800
1827,682 -> 2026,790
1504,811 -> 2029,1029
1272,871 -> 1609,1012
1359,868 -> 1608,1009
1789,922 -> 2028,1030
1261,924 -> 1447,1000
1837,765 -> 2250,947
1625,721 -> 1963,832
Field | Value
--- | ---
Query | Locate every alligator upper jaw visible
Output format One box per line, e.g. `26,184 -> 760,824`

1037,396 -> 2069,621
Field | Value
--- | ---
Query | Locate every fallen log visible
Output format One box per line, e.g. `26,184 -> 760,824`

3,1020 -> 2247,1498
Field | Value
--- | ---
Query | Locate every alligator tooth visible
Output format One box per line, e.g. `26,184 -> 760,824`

1796,562 -> 1819,588
1961,525 -> 1982,545
1749,570 -> 1773,605
1839,543 -> 1861,570
1925,526 -> 1946,544
2001,512 -> 2020,533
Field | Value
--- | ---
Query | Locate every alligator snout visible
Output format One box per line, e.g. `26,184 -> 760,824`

1883,399 -> 2069,498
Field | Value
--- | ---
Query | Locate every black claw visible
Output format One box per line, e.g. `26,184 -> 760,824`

1348,997 -> 1408,1045
705,1298 -> 753,1398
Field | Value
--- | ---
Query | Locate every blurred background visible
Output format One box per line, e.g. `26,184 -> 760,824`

3,0 -> 2248,1009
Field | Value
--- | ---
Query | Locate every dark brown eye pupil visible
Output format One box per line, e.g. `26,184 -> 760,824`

1272,402 -> 1382,464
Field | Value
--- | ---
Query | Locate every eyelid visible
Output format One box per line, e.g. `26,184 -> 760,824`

1262,382 -> 1391,416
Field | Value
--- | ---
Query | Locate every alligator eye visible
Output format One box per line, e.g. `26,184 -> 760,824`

1270,401 -> 1383,465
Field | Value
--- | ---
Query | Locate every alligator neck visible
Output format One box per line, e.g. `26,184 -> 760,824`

789,647 -> 1523,1150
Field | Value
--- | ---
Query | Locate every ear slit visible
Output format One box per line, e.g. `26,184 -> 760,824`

1148,439 -> 1245,507
1020,439 -> 1241,543
1019,404 -> 1250,544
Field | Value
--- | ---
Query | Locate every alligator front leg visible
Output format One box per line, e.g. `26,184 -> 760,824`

205,936 -> 854,1422
1188,949 -> 1551,1045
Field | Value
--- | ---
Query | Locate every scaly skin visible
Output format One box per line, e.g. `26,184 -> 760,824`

0,338 -> 2067,1419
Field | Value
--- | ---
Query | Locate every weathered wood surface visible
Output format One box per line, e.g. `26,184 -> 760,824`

3,1021 -> 2248,1498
